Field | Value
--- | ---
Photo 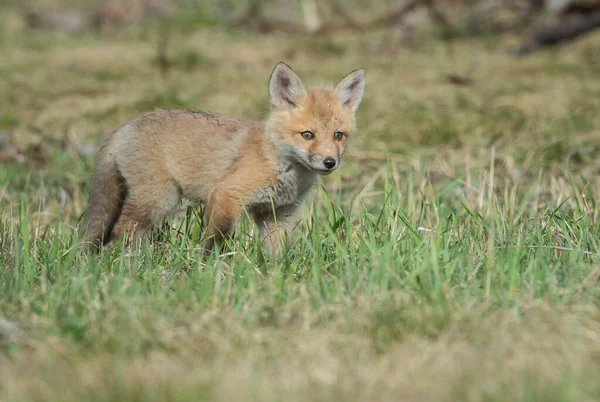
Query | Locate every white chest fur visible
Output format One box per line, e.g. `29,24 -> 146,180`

246,163 -> 316,213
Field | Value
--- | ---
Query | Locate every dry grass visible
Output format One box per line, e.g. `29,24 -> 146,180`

2,298 -> 600,401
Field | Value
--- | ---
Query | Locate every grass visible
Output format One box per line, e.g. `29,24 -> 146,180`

2,5 -> 600,401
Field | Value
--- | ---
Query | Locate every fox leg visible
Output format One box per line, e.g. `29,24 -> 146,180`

253,205 -> 299,257
110,184 -> 181,244
203,188 -> 243,251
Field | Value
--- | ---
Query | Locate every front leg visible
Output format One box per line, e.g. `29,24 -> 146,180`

253,205 -> 299,257
203,188 -> 244,252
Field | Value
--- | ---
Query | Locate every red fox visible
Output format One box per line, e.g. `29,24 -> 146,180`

79,62 -> 366,252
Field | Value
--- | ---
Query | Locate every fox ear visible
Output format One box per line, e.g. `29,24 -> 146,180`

335,69 -> 365,113
269,62 -> 306,108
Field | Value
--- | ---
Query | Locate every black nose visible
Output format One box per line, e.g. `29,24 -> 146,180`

323,157 -> 336,169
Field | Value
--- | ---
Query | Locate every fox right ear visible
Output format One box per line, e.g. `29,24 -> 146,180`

335,69 -> 366,113
269,62 -> 306,108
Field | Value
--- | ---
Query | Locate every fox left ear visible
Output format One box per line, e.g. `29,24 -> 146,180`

335,69 -> 366,113
269,62 -> 306,108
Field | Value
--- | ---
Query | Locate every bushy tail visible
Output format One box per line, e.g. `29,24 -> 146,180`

79,136 -> 126,249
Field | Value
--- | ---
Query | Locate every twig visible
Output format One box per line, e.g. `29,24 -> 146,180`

328,0 -> 364,32
156,19 -> 172,78
349,150 -> 406,162
424,0 -> 455,57
494,245 -> 600,257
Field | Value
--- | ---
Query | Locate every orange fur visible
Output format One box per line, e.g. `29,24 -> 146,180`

79,62 -> 366,254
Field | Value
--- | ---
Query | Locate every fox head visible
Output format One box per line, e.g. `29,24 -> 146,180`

265,62 -> 365,175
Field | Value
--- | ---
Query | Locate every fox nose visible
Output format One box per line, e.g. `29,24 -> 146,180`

323,157 -> 337,170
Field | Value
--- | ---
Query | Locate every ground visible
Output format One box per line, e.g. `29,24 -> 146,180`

1,5 -> 600,401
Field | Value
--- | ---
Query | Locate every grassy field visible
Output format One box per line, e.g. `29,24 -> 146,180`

2,5 -> 600,401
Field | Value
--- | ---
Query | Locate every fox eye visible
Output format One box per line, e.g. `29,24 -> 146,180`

334,131 -> 344,140
300,131 -> 315,140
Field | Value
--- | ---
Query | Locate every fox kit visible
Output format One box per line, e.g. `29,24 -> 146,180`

79,62 -> 366,252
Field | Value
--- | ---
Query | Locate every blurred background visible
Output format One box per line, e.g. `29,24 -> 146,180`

1,0 -> 599,222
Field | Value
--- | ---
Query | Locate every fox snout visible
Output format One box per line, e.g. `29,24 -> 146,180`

309,154 -> 339,175
318,156 -> 338,175
323,157 -> 336,170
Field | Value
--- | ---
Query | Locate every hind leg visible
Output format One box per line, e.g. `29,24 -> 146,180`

110,184 -> 181,244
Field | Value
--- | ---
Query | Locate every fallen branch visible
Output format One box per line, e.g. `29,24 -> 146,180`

513,11 -> 600,56
232,0 -> 423,35
337,0 -> 421,33
462,0 -> 542,36
562,1 -> 600,15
